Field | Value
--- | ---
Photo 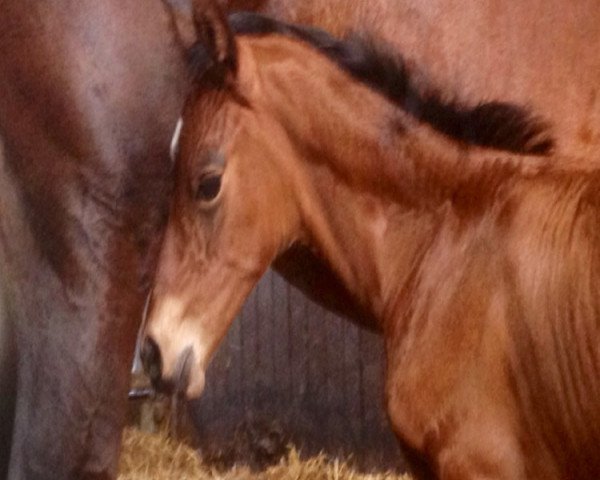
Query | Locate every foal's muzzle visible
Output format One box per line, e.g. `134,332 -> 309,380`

140,335 -> 194,396
140,336 -> 163,389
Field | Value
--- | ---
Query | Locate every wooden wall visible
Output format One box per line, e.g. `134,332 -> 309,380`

190,269 -> 406,472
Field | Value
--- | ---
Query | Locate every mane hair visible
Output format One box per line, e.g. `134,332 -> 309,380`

190,12 -> 555,155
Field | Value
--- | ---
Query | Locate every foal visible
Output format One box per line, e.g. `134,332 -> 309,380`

142,8 -> 600,480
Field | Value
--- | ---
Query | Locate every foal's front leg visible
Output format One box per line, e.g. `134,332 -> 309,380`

383,308 -> 527,480
385,370 -> 526,480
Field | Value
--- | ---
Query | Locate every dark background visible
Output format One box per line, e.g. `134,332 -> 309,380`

189,269 -> 405,472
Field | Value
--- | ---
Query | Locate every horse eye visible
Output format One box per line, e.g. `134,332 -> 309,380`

196,174 -> 222,202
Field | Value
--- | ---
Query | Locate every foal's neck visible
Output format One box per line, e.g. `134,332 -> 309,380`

252,34 -> 549,325
298,124 -> 547,326
294,94 -> 549,325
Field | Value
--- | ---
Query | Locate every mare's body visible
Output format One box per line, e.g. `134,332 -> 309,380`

257,0 -> 600,162
143,10 -> 600,480
0,1 -> 188,478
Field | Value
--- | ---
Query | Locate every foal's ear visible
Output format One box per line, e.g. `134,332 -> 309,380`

191,0 -> 238,82
161,0 -> 197,50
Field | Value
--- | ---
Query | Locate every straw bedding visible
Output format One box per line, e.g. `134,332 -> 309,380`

118,427 -> 414,480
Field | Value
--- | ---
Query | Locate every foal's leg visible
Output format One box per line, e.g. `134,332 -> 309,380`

431,416 -> 526,480
386,379 -> 526,480
383,311 -> 528,480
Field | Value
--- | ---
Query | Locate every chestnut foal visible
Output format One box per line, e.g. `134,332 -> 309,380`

142,7 -> 600,480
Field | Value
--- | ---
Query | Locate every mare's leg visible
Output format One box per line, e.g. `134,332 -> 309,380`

0,271 -> 16,480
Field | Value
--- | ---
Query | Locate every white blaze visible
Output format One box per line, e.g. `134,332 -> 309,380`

170,117 -> 183,162
147,294 -> 209,398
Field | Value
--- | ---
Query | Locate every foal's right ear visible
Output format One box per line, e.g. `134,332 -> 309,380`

161,0 -> 197,50
190,0 -> 238,84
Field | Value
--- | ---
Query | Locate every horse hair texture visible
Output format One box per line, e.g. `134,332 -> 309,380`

188,12 -> 554,156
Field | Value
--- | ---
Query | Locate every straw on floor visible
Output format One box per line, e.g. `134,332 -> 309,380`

118,427 -> 414,480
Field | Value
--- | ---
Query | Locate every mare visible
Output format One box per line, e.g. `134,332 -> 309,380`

0,1 -> 191,478
141,8 -> 600,480
245,0 -> 600,163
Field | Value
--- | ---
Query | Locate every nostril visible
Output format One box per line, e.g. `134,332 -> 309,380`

140,336 -> 162,387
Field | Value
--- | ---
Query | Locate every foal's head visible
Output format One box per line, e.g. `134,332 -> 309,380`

141,2 -> 553,397
142,5 -> 312,396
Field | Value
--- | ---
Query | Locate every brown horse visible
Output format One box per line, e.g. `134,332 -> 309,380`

0,1 -> 380,478
0,2 -> 361,478
0,1 -> 192,478
2,0 -> 600,478
142,7 -> 600,480
248,0 -> 600,163
0,1 -> 375,478
222,0 -> 600,323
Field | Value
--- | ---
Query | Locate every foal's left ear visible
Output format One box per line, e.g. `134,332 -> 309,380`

191,0 -> 238,84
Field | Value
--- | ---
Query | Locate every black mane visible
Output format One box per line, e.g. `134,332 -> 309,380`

192,12 -> 554,155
